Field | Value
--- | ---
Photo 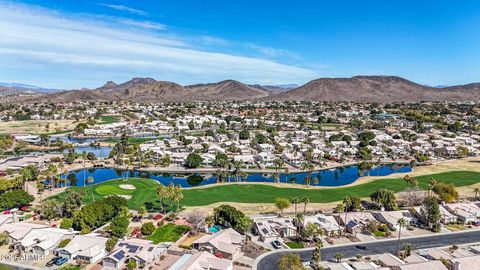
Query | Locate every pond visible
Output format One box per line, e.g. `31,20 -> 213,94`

61,164 -> 412,188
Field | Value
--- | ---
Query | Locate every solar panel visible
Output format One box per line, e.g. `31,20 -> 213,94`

148,247 -> 154,251
127,245 -> 139,253
113,250 -> 125,260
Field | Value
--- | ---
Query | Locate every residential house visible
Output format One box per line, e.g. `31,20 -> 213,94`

192,228 -> 245,260
102,238 -> 165,269
303,214 -> 342,236
372,210 -> 414,230
57,234 -> 109,264
169,251 -> 233,270
445,202 -> 480,223
253,218 -> 296,242
16,228 -> 78,256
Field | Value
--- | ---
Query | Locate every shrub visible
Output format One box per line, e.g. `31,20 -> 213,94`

0,190 -> 34,211
106,236 -> 118,252
141,222 -> 155,236
60,218 -> 73,229
110,216 -> 129,238
58,238 -> 71,248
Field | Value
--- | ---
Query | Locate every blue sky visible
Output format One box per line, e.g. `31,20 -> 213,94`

1,0 -> 480,89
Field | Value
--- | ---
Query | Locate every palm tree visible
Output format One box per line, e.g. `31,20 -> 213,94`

156,185 -> 168,213
87,176 -> 95,202
301,197 -> 309,213
311,239 -> 323,266
428,178 -> 437,196
403,242 -> 414,257
301,162 -> 314,186
173,185 -> 184,212
291,197 -> 300,216
273,158 -> 284,183
474,187 -> 480,200
397,218 -> 407,257
233,161 -> 243,182
335,252 -> 344,262
295,213 -> 304,236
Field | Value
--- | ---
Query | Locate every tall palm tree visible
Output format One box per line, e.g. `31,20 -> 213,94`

301,162 -> 314,186
174,185 -> 184,212
301,197 -> 309,214
233,161 -> 243,182
87,176 -> 95,202
273,158 -> 284,183
397,218 -> 407,257
311,239 -> 323,266
156,185 -> 168,213
474,187 -> 480,200
291,197 -> 300,217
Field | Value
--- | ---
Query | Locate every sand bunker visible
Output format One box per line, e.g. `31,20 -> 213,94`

118,195 -> 132,200
119,184 -> 136,190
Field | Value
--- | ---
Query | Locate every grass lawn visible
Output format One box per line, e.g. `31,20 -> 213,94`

100,115 -> 120,124
285,241 -> 304,249
52,171 -> 480,207
446,223 -> 465,231
145,224 -> 190,244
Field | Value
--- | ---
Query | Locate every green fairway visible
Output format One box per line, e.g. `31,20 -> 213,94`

180,171 -> 480,206
52,171 -> 480,207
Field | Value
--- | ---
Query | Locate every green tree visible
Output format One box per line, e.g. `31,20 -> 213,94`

278,253 -> 305,270
369,189 -> 397,210
274,197 -> 291,216
421,196 -> 441,232
110,216 -> 129,238
397,218 -> 407,257
126,259 -> 137,270
106,236 -> 118,252
239,130 -> 250,140
432,182 -> 458,203
62,190 -> 84,218
311,240 -> 323,266
186,153 -> 203,168
0,190 -> 34,211
141,222 -> 155,236
60,218 -> 73,229
343,195 -> 361,212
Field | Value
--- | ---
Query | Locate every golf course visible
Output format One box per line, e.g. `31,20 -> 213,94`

51,170 -> 480,209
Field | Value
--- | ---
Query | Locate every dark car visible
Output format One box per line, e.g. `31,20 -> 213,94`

271,240 -> 282,249
46,257 -> 58,267
355,245 -> 367,250
55,257 -> 68,266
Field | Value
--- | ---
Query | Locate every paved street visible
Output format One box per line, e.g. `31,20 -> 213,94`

255,230 -> 480,270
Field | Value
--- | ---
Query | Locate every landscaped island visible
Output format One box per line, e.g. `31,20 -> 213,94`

52,171 -> 480,208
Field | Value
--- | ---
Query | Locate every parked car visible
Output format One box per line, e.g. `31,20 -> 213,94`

271,240 -> 282,249
55,257 -> 68,266
46,257 -> 58,267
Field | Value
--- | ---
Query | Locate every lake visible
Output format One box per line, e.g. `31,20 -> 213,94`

62,164 -> 412,188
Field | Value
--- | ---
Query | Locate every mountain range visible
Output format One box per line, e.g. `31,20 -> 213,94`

4,76 -> 480,103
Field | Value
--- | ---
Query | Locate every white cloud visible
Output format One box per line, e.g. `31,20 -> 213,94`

98,3 -> 146,16
246,43 -> 302,60
118,19 -> 167,30
0,2 -> 317,88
